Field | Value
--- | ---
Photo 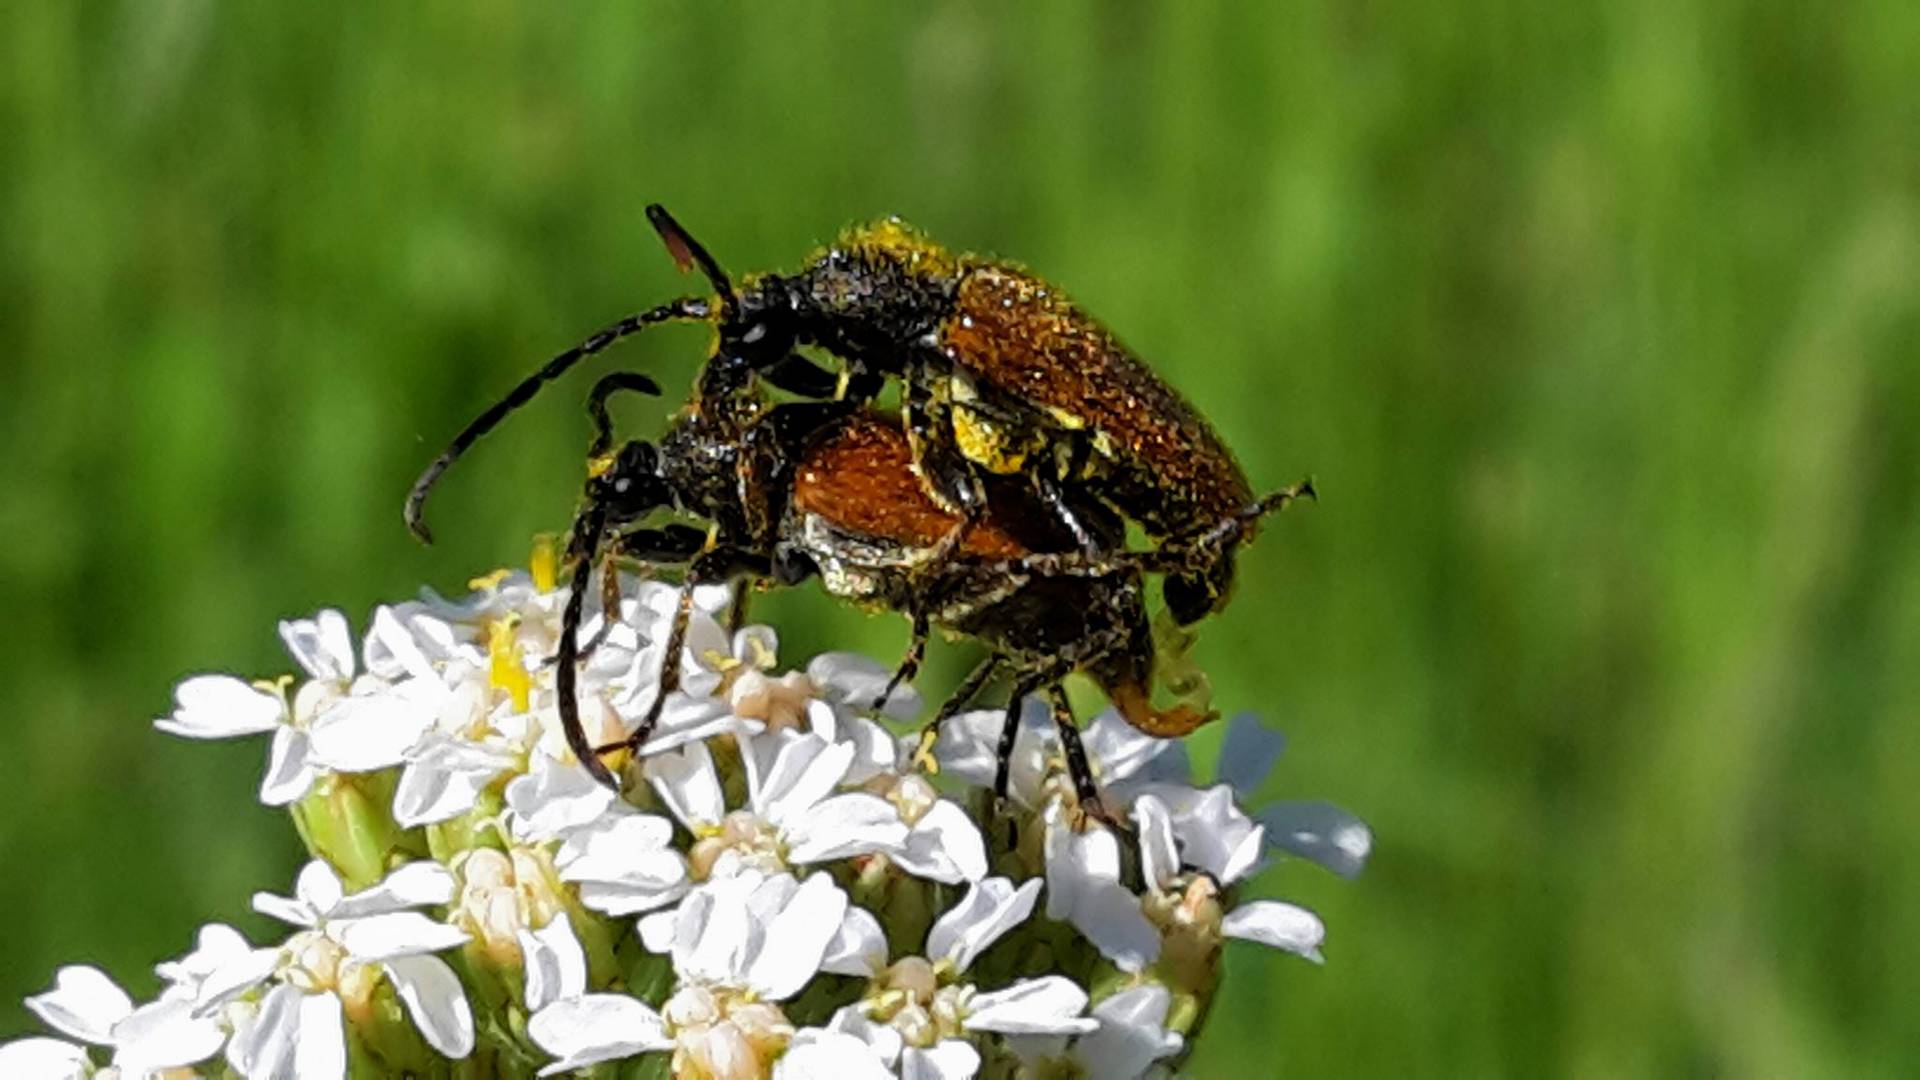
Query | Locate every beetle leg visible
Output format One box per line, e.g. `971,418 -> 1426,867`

544,524 -> 705,669
1047,683 -> 1125,831
588,543 -> 769,772
911,655 -> 1003,774
726,580 -> 756,636
1032,472 -> 1102,555
872,609 -> 930,713
560,547 -> 627,666
757,353 -> 843,400
904,371 -> 987,518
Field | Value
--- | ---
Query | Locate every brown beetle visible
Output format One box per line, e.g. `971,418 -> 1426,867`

548,385 -> 1305,812
405,207 -> 1281,628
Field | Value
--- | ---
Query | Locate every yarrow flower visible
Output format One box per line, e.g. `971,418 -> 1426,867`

9,552 -> 1371,1078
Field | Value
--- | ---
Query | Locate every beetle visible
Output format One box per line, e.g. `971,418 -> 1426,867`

546,379 -> 1307,814
404,205 -> 1276,628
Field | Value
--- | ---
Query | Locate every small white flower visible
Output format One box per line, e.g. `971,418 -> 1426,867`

154,674 -> 314,806
1003,984 -> 1185,1080
882,773 -> 988,885
203,859 -> 475,1078
554,812 -> 692,917
776,1027 -> 899,1079
20,963 -> 227,1076
0,1036 -> 90,1079
1042,798 -> 1160,973
531,870 -> 849,1079
1136,794 -> 1325,962
826,876 -> 1095,1078
647,732 -> 909,881
1120,713 -> 1373,879
523,914 -> 670,1075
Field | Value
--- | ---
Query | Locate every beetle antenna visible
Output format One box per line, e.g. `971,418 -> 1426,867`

404,296 -> 710,543
646,204 -> 737,312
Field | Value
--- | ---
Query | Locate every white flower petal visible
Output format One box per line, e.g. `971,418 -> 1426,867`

25,965 -> 132,1045
744,873 -> 847,1001
1133,794 -> 1181,893
0,1037 -> 89,1079
1215,713 -> 1285,798
293,988 -> 346,1080
622,696 -> 746,756
559,816 -> 689,917
294,860 -> 346,916
785,792 -> 910,864
645,740 -> 726,828
1255,801 -> 1374,879
392,735 -> 516,827
1174,786 -> 1264,885
964,976 -> 1096,1035
519,917 -> 589,1012
758,736 -> 851,825
258,726 -> 318,806
806,652 -> 923,721
110,997 -> 226,1072
930,700 -> 1052,803
826,1005 -> 904,1065
895,799 -> 989,884
1222,901 -> 1326,961
333,861 -> 455,917
306,683 -> 435,772
636,907 -> 677,957
363,605 -> 445,683
191,946 -> 280,1012
844,714 -> 906,784
506,754 -> 624,841
280,609 -> 355,682
337,912 -> 469,960
820,906 -> 888,978
777,1028 -> 898,1079
901,1040 -> 981,1080
528,994 -> 671,1075
156,675 -> 286,739
928,877 -> 1041,973
678,878 -> 756,986
1065,880 -> 1158,972
1075,985 -> 1182,1078
227,983 -> 301,1080
384,955 -> 475,1059
1043,804 -> 1158,971
1080,709 -> 1173,786
156,923 -> 256,989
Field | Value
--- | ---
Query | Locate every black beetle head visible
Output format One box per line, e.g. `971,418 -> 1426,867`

591,440 -> 675,529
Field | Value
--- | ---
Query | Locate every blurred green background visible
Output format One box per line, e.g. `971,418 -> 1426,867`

3,3 -> 1916,1075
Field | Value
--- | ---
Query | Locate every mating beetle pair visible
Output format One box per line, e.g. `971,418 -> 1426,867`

406,206 -> 1310,815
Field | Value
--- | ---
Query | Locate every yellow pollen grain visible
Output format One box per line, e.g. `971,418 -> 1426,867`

487,618 -> 532,714
911,729 -> 942,775
586,452 -> 618,479
469,567 -> 513,592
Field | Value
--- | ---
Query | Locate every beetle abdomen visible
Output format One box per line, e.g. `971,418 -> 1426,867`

790,414 -> 1031,561
939,265 -> 1253,537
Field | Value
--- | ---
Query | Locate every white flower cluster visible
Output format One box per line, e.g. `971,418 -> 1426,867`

4,564 -> 1370,1079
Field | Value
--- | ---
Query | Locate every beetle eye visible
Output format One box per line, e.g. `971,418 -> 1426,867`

613,477 -> 631,495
